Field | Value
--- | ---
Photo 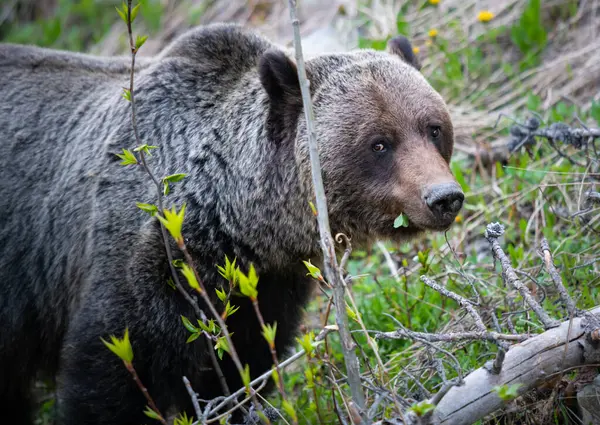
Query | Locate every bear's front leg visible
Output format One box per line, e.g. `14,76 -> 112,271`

54,287 -> 204,425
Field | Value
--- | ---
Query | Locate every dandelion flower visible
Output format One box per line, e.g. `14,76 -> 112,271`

478,10 -> 494,22
429,0 -> 440,4
428,28 -> 438,38
412,46 -> 420,54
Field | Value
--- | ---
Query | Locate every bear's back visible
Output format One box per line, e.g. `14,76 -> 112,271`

0,23 -> 278,329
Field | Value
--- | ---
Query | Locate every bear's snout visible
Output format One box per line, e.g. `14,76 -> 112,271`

423,182 -> 464,225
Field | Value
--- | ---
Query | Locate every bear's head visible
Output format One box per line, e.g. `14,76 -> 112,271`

259,36 -> 463,246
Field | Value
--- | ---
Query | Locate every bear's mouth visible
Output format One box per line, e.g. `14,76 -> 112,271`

390,212 -> 455,234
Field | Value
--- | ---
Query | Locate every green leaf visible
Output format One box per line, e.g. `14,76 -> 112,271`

493,383 -> 522,401
136,202 -> 158,216
133,144 -> 158,156
296,332 -> 315,356
241,364 -> 251,390
163,173 -> 187,183
256,411 -> 269,425
271,366 -> 280,387
237,264 -> 259,300
346,303 -> 358,321
130,3 -> 141,22
198,319 -> 218,334
115,148 -> 137,166
181,315 -> 198,333
223,301 -> 239,319
179,262 -> 200,292
282,400 -> 298,423
156,203 -> 186,244
122,88 -> 131,102
215,288 -> 227,303
215,335 -> 232,360
166,277 -> 176,291
261,322 -> 277,348
186,332 -> 201,343
303,260 -> 323,281
143,406 -> 163,421
100,328 -> 134,364
408,401 -> 435,417
116,4 -> 127,23
304,367 -> 314,388
217,255 -> 238,285
135,35 -> 148,50
393,213 -> 410,228
174,412 -> 194,425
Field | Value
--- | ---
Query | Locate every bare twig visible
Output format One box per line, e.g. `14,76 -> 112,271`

420,276 -> 486,332
430,378 -> 462,407
488,312 -> 507,374
287,0 -> 366,421
183,376 -> 202,420
374,328 -> 527,343
378,315 -> 464,382
205,381 -> 268,425
540,238 -> 579,316
125,362 -> 167,425
485,223 -> 560,329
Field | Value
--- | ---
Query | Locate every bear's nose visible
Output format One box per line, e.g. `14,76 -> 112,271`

424,183 -> 464,219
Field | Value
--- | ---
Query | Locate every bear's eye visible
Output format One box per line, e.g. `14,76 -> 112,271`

429,126 -> 441,139
371,137 -> 390,153
372,143 -> 386,152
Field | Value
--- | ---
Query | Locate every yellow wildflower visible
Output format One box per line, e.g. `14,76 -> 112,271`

428,28 -> 438,38
478,10 -> 494,22
455,215 -> 463,223
412,46 -> 420,54
429,0 -> 440,4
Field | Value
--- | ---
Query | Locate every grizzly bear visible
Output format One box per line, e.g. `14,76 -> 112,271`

0,23 -> 463,424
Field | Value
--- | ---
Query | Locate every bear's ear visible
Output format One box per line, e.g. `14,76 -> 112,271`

259,48 -> 303,142
259,49 -> 301,105
387,35 -> 421,71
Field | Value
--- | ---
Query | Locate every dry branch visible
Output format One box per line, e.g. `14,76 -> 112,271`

485,223 -> 561,329
540,238 -> 578,316
376,327 -> 528,344
431,306 -> 600,425
287,0 -> 366,421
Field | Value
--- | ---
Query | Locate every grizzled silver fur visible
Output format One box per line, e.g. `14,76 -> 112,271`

0,23 -> 460,424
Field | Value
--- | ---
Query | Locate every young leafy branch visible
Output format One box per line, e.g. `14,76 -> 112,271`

101,329 -> 167,424
112,2 -> 273,422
